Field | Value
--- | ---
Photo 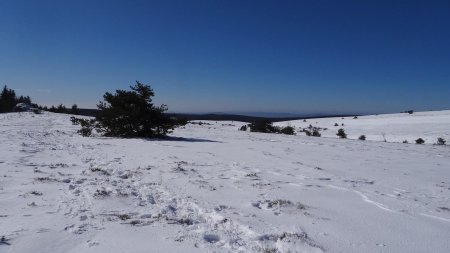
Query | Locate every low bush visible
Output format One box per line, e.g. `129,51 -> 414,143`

248,120 -> 278,133
336,128 -> 347,138
437,137 -> 446,145
70,117 -> 97,137
280,126 -> 295,135
239,125 -> 248,131
358,135 -> 366,140
415,138 -> 425,144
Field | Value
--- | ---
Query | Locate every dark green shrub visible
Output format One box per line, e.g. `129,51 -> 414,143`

70,117 -> 97,137
415,138 -> 425,144
336,128 -> 347,138
312,130 -> 321,137
249,120 -> 278,133
437,137 -> 446,145
280,126 -> 295,135
358,135 -> 366,140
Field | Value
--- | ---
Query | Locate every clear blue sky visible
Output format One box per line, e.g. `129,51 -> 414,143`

1,0 -> 449,114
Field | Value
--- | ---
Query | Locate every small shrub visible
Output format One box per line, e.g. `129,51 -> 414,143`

312,130 -> 321,137
415,138 -> 425,144
437,137 -> 446,145
407,110 -> 414,114
334,123 -> 339,127
31,108 -> 41,114
403,140 -> 408,143
280,126 -> 295,135
303,119 -> 306,122
304,130 -> 311,136
239,125 -> 248,131
353,116 -> 358,119
336,128 -> 347,138
70,117 -> 96,137
358,135 -> 366,140
248,120 -> 278,133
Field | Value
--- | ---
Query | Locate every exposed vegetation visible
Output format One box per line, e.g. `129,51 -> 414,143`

279,125 -> 295,135
71,81 -> 185,138
0,85 -> 37,113
336,128 -> 347,139
415,138 -> 425,144
300,124 -> 323,137
248,120 -> 279,133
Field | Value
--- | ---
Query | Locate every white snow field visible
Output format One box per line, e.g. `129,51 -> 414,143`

275,110 -> 450,144
0,111 -> 449,253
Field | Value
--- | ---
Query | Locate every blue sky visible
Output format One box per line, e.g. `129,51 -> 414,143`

0,0 -> 449,114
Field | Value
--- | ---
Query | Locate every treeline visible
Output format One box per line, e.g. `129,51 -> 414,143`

45,104 -> 80,115
0,85 -> 81,115
0,85 -> 38,113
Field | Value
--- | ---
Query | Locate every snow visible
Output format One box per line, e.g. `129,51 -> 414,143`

1,111 -> 449,253
274,110 -> 450,144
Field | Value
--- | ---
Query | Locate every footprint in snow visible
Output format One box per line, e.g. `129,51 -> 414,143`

203,234 -> 220,243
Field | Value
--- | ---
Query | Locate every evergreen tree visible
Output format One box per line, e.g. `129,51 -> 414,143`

0,85 -> 17,113
248,120 -> 279,133
56,104 -> 67,113
17,95 -> 31,104
336,128 -> 347,138
72,81 -> 180,138
71,104 -> 80,115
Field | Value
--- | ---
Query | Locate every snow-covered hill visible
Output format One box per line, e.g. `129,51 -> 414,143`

0,111 -> 449,253
275,110 -> 450,144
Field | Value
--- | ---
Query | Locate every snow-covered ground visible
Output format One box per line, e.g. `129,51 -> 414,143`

275,110 -> 450,144
0,111 -> 449,253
